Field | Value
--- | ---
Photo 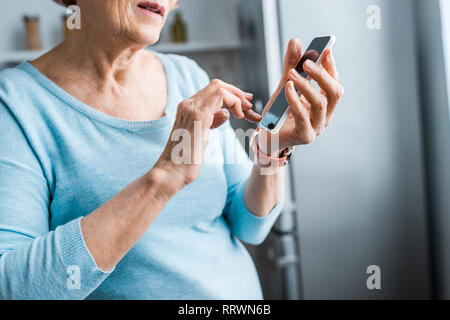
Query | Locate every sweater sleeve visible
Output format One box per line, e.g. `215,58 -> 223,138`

0,101 -> 112,300
220,121 -> 285,245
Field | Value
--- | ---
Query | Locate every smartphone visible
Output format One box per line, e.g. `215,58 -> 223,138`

259,35 -> 336,134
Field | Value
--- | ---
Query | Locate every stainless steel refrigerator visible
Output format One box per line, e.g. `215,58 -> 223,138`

234,0 -> 450,300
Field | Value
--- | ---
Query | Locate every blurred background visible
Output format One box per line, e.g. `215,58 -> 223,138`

1,0 -> 450,300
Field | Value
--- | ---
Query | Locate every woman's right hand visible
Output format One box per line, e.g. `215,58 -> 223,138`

153,79 -> 261,190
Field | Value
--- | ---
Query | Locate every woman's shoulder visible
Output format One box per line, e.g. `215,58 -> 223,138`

0,64 -> 35,99
0,62 -> 56,127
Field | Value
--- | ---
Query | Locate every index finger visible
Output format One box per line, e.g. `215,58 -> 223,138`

202,79 -> 254,109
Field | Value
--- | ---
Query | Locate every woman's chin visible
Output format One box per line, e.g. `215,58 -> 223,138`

131,32 -> 161,47
147,34 -> 161,45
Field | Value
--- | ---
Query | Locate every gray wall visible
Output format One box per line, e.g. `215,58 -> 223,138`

0,0 -> 65,51
279,0 -> 432,299
414,0 -> 450,299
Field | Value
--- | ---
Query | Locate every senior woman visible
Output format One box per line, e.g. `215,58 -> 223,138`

0,0 -> 343,299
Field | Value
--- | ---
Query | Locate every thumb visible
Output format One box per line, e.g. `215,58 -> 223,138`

211,109 -> 230,129
263,39 -> 303,117
282,38 -> 303,82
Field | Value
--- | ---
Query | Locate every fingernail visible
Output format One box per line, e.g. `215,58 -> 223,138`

287,80 -> 295,91
244,99 -> 253,108
289,69 -> 301,80
305,59 -> 315,70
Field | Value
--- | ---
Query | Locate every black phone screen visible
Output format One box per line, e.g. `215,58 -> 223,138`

261,36 -> 332,130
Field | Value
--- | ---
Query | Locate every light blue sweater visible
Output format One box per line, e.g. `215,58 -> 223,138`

0,52 -> 284,300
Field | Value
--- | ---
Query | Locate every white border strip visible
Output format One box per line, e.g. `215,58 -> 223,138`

261,0 -> 283,94
440,0 -> 450,116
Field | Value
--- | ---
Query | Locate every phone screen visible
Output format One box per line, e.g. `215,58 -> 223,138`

261,36 -> 332,130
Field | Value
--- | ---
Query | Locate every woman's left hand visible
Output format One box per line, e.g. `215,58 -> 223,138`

260,38 -> 344,154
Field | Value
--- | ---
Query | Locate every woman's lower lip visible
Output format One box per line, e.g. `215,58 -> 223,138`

137,6 -> 163,19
